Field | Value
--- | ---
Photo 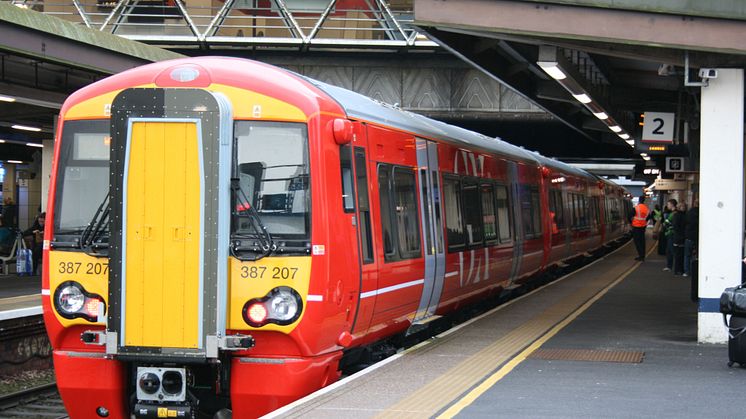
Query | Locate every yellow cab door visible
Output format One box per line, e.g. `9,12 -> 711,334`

123,120 -> 202,349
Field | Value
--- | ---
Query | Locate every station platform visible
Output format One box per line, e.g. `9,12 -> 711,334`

267,237 -> 742,418
0,273 -> 41,320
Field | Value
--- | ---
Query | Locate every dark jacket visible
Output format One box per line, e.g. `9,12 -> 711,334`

685,207 -> 699,241
672,210 -> 686,246
1,204 -> 17,229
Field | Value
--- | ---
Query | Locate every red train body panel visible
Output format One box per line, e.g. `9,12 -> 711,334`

43,57 -> 630,418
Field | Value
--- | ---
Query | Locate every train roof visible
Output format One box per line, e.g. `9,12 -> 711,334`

300,77 -> 540,165
530,153 -> 596,180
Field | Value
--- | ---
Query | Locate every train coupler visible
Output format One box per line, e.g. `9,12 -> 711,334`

220,334 -> 255,350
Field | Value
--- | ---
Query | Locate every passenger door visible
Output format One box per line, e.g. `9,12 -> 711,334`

348,123 -> 378,335
412,138 -> 445,323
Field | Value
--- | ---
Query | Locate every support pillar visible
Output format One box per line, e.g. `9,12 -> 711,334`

698,68 -> 744,343
41,116 -> 57,211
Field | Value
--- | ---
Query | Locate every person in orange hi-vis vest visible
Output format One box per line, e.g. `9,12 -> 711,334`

631,195 -> 649,261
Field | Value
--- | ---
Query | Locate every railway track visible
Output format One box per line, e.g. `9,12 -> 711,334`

0,382 -> 67,418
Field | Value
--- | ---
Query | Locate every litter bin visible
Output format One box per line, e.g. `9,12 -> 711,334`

720,285 -> 746,367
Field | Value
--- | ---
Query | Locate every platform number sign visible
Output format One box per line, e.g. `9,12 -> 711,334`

642,112 -> 675,143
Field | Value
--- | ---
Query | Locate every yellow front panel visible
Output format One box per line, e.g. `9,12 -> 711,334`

48,251 -> 109,327
228,256 -> 312,333
125,121 -> 201,348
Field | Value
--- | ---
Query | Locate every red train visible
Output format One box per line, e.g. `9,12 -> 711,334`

43,57 -> 631,418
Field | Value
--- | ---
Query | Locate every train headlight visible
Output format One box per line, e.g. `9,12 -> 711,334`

269,290 -> 299,321
138,372 -> 160,395
53,281 -> 106,322
57,284 -> 85,314
161,371 -> 184,395
242,287 -> 303,327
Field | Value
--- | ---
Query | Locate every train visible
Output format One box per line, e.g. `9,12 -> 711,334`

42,57 -> 631,418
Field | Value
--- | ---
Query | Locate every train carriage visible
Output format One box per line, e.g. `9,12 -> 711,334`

43,57 -> 630,418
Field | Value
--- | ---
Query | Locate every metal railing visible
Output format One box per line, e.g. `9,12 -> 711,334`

7,0 -> 438,50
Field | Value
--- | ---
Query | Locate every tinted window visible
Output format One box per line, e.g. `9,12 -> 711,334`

54,120 -> 110,235
462,182 -> 484,246
340,144 -> 355,212
355,148 -> 373,264
378,164 -> 396,258
481,184 -> 498,243
378,164 -> 421,261
496,185 -> 511,242
234,121 -> 310,239
520,186 -> 541,238
393,167 -> 421,259
443,176 -> 465,251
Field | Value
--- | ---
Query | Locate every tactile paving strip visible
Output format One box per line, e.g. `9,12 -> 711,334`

528,348 -> 644,363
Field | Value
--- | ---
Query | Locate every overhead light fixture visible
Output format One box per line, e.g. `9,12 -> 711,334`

536,45 -> 631,145
0,139 -> 5,143
7,160 -> 23,164
625,139 -> 635,146
0,95 -> 15,103
571,93 -> 592,104
537,62 -> 567,80
12,124 -> 42,132
593,111 -> 608,120
26,143 -> 43,148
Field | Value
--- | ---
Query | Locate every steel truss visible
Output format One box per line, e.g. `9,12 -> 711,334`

9,0 -> 438,50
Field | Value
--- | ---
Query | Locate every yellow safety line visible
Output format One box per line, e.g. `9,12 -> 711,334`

438,261 -> 641,418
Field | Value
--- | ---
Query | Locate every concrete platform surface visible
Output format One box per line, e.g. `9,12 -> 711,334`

267,239 -> 741,418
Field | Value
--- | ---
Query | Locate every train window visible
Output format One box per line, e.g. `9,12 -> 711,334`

443,176 -> 465,252
340,144 -> 355,213
462,181 -> 484,246
54,120 -> 110,236
393,167 -> 421,259
592,196 -> 600,228
520,186 -> 541,238
355,148 -> 373,264
495,185 -> 511,242
378,164 -> 421,261
481,184 -> 498,244
572,194 -> 580,229
377,164 -> 396,259
420,169 -> 433,255
234,121 -> 310,240
531,189 -> 542,235
549,190 -> 565,230
432,172 -> 444,253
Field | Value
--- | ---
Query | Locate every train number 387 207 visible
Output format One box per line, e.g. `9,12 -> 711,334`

58,261 -> 109,275
240,266 -> 299,280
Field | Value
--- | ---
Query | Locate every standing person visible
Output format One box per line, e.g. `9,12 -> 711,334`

672,202 -> 687,275
1,197 -> 17,229
658,202 -> 671,256
22,212 -> 45,275
631,195 -> 649,261
684,199 -> 699,277
662,199 -> 677,271
648,204 -> 662,239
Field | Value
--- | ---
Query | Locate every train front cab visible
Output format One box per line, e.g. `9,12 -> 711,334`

44,69 -> 352,417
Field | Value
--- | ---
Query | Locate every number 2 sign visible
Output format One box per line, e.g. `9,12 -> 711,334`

642,112 -> 675,143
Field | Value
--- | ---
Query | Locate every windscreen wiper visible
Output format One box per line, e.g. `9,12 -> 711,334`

230,178 -> 276,261
80,192 -> 110,251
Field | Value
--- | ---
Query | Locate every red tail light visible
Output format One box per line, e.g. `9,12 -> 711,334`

247,303 -> 268,325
